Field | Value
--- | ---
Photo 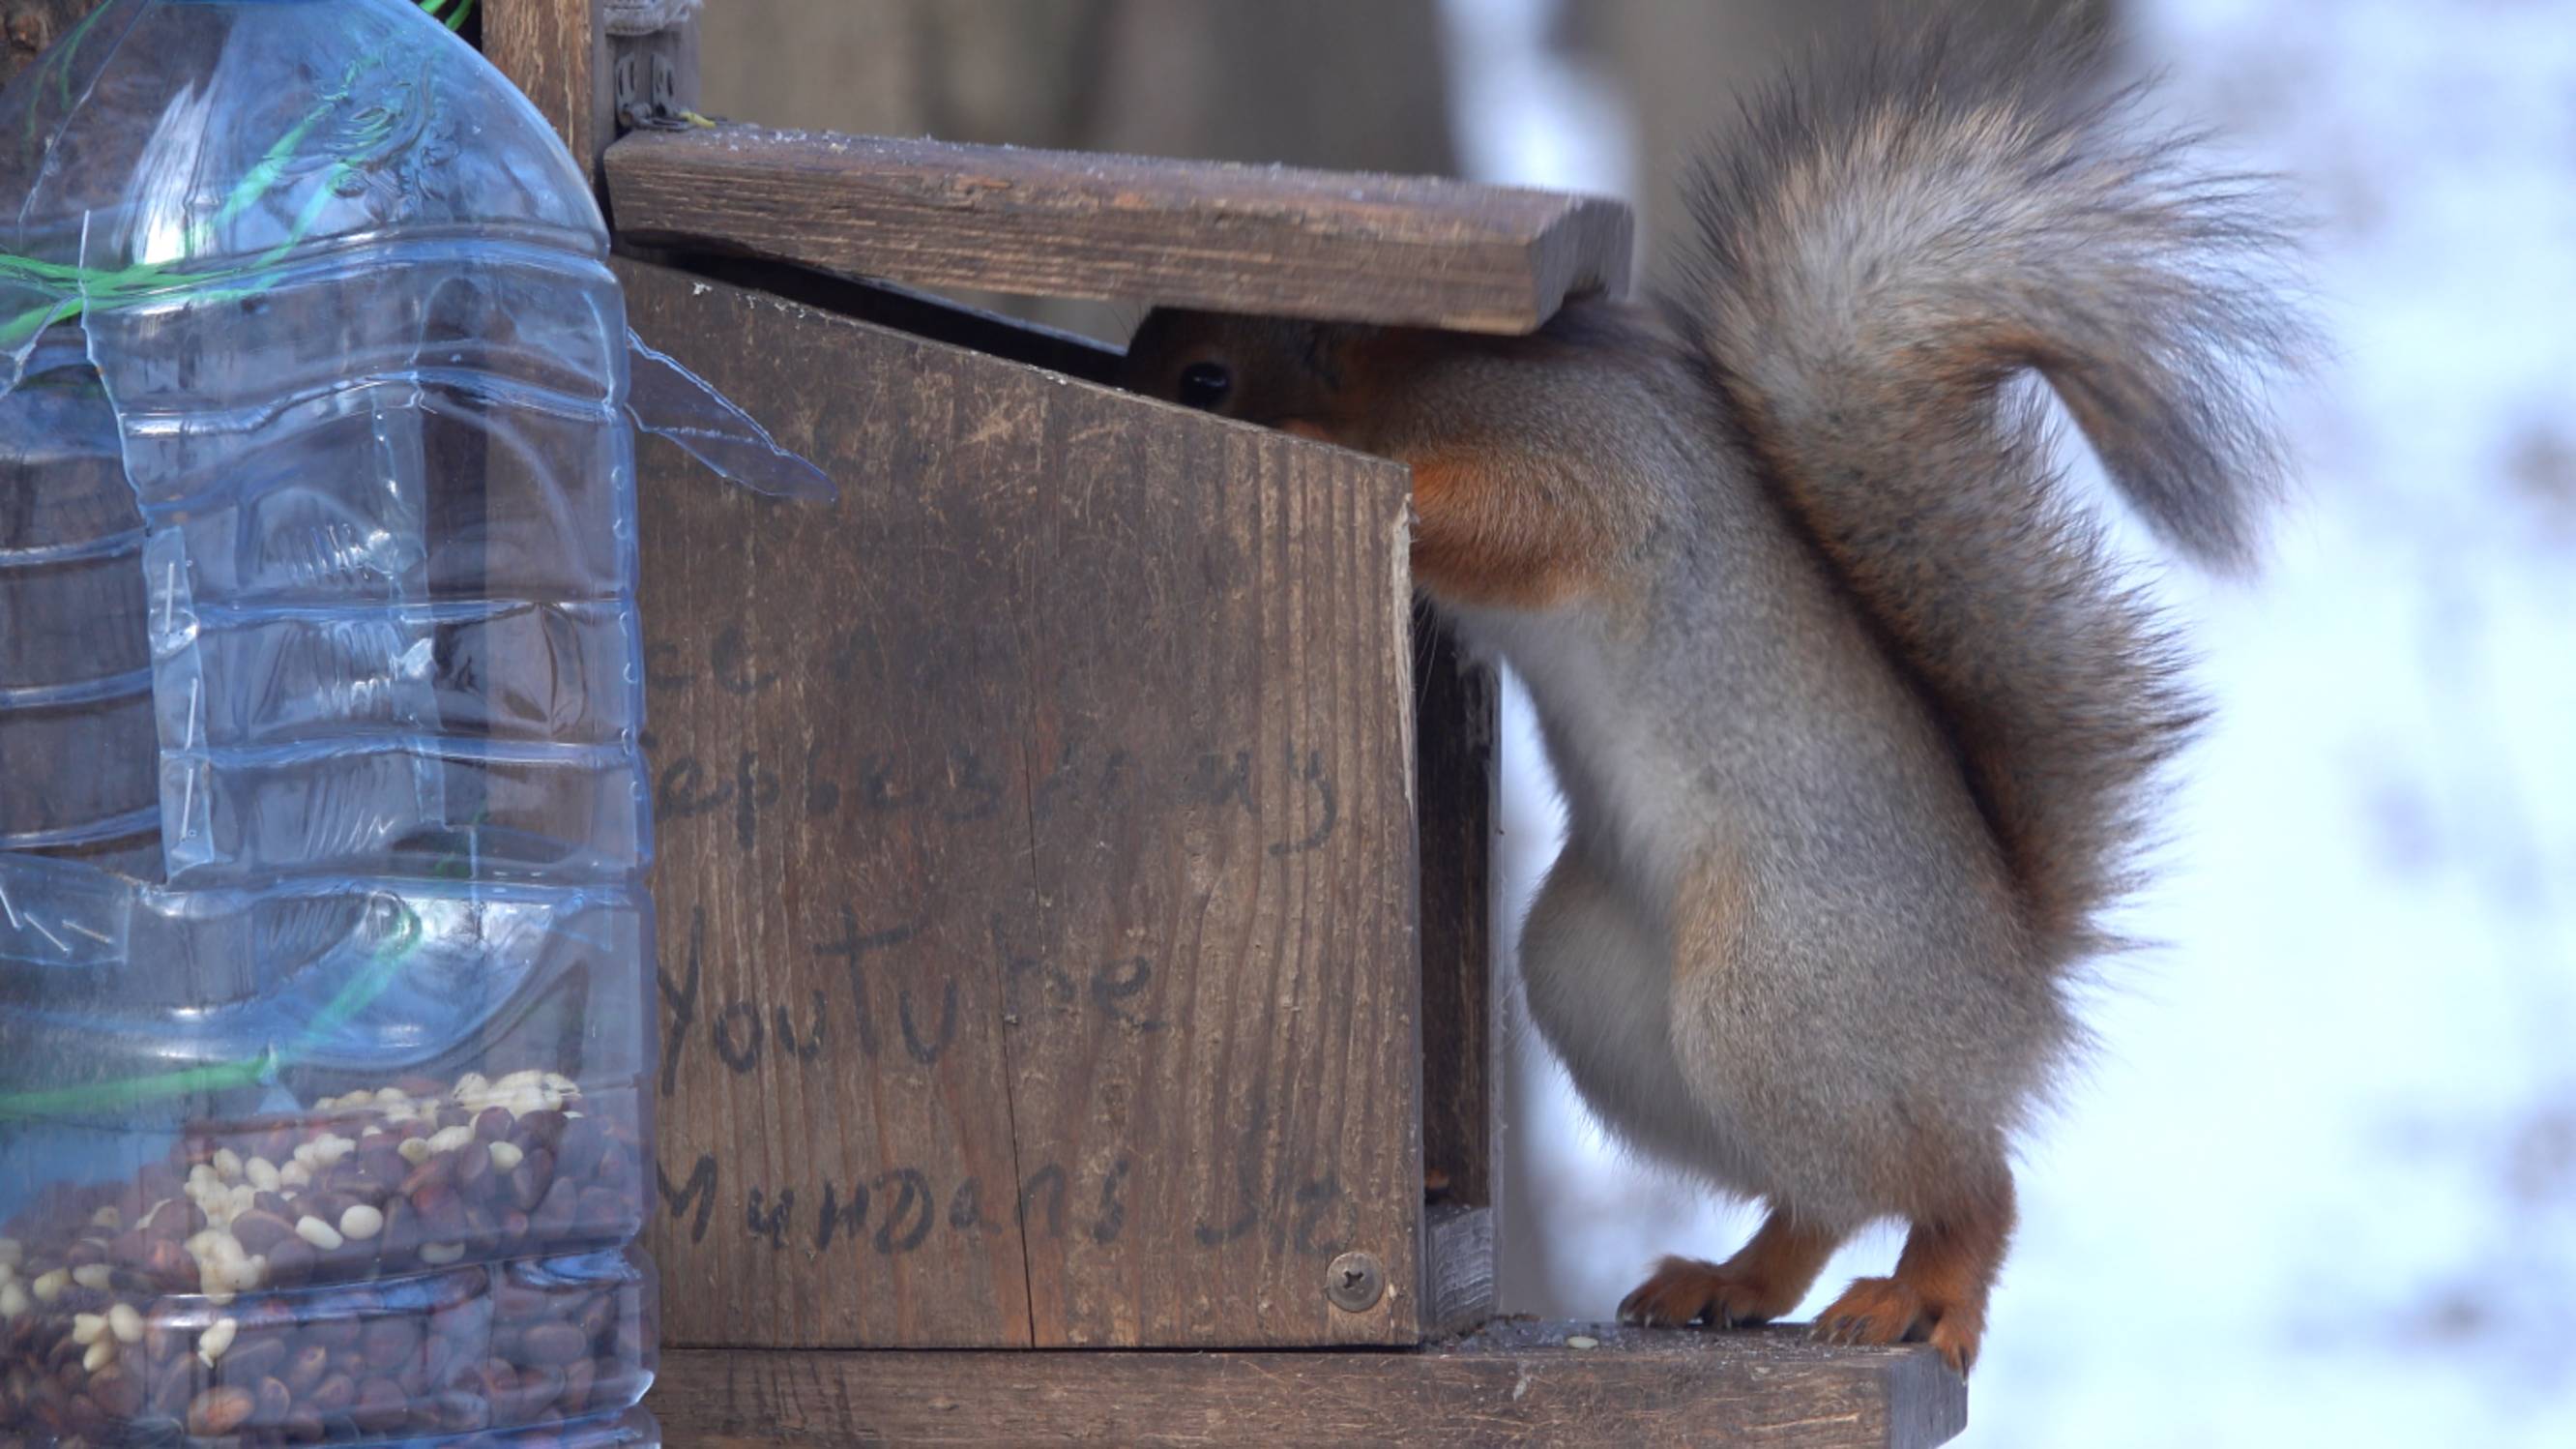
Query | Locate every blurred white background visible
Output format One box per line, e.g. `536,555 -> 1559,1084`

1446,1 -> 2576,1444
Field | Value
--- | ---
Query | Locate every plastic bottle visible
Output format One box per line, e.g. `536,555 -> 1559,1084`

0,2 -> 670,1441
0,331 -> 160,878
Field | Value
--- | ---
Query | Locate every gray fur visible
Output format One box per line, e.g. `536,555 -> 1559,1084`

1119,5 -> 2303,1293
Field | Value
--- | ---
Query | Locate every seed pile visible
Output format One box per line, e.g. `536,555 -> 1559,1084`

0,1072 -> 655,1444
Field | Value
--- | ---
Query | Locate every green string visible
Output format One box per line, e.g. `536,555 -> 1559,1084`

0,1 -> 491,1120
418,0 -> 478,33
0,1 -> 472,347
0,895 -> 424,1120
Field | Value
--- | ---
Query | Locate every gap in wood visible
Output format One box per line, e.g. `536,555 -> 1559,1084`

621,247 -> 1126,385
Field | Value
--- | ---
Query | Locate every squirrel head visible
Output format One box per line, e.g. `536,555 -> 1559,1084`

1120,309 -> 1376,447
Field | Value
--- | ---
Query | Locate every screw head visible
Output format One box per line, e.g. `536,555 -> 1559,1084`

1325,1251 -> 1385,1313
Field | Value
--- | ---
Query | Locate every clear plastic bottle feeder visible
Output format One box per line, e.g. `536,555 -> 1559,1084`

0,2 -> 825,1442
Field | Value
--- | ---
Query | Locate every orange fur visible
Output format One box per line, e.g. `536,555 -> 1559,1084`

1620,1210 -> 1846,1328
1814,1173 -> 2016,1375
1402,452 -> 1598,609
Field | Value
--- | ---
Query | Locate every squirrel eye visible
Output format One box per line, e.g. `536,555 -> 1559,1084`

1177,361 -> 1234,411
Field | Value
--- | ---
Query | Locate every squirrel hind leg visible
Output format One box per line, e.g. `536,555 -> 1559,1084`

1812,1166 -> 2018,1375
1618,1208 -> 1845,1329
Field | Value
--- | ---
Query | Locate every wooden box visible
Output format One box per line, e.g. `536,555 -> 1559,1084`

623,255 -> 1420,1348
602,133 -> 1624,1351
467,4 -> 1966,1440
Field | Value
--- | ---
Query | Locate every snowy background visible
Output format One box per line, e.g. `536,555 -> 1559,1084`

1443,1 -> 2576,1444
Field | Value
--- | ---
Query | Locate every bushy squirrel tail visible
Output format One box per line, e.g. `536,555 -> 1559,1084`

1668,14 -> 2305,961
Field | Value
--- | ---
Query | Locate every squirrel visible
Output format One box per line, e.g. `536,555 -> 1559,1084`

1120,12 -> 2302,1375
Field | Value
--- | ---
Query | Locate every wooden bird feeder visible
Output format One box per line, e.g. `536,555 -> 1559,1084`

0,0 -> 1973,1440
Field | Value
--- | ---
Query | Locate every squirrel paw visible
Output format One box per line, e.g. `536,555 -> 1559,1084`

1618,1255 -> 1801,1329
1813,1277 -> 1981,1375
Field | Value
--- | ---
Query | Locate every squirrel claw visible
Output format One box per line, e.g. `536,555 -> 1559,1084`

1812,1275 -> 1979,1375
1812,1276 -> 1928,1346
1618,1255 -> 1797,1329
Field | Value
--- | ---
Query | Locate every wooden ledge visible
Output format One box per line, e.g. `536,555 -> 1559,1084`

604,126 -> 1633,334
652,1322 -> 1967,1447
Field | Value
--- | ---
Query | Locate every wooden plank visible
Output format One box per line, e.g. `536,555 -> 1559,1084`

1414,611 -> 1499,1214
483,0 -> 612,180
1420,1202 -> 1495,1337
620,262 -> 1424,1348
1004,319 -> 1422,1348
652,1324 -> 1970,1448
604,126 -> 1634,334
623,259 -> 1036,1349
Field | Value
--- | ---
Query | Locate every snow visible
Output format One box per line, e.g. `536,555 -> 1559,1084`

1439,0 -> 2576,1442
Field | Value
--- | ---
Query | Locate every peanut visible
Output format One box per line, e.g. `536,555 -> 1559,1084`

197,1315 -> 239,1365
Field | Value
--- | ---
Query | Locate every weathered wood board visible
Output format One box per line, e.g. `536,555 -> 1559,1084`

483,0 -> 612,180
622,259 -> 1427,1349
652,1323 -> 1971,1448
1413,614 -> 1498,1217
604,126 -> 1634,334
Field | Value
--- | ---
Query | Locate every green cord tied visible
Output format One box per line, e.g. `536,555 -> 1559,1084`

0,893 -> 424,1120
0,0 -> 474,350
0,1 -> 484,1120
419,0 -> 477,33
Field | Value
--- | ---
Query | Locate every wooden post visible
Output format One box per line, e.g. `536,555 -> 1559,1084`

1414,612 -> 1500,1332
482,0 -> 614,183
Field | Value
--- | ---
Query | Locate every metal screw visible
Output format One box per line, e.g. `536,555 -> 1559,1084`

1325,1251 -> 1385,1313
